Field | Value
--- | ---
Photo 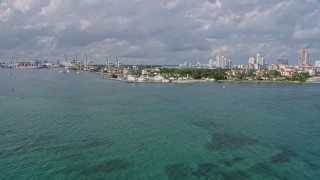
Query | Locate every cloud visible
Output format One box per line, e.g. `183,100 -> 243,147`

293,26 -> 320,40
0,0 -> 320,64
13,0 -> 33,13
39,0 -> 61,15
0,7 -> 12,22
35,36 -> 58,49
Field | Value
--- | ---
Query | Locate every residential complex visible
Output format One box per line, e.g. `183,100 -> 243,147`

208,55 -> 232,68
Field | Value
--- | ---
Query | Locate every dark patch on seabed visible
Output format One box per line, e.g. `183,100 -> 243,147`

305,161 -> 320,171
233,157 -> 244,163
165,164 -> 193,180
217,159 -> 233,167
192,163 -> 220,178
248,162 -> 290,180
205,133 -> 260,151
216,157 -> 244,167
270,146 -> 299,164
165,163 -> 250,180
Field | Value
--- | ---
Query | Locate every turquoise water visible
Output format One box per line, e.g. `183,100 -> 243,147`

1,69 -> 320,179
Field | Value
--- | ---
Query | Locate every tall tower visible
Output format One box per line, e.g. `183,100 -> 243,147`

256,53 -> 264,65
299,49 -> 309,66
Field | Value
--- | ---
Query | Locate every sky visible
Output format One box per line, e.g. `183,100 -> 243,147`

0,0 -> 320,65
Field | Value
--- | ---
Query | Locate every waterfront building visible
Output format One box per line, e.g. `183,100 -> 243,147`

246,63 -> 261,70
254,63 -> 261,70
248,57 -> 255,64
247,63 -> 254,70
308,68 -> 316,76
236,64 -> 244,69
268,64 -> 280,70
299,49 -> 309,66
315,60 -> 320,68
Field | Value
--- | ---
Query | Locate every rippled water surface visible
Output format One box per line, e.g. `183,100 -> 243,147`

1,69 -> 320,179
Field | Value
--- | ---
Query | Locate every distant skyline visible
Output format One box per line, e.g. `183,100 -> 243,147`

1,0 -> 320,65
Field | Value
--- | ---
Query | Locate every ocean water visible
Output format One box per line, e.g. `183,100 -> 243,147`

1,68 -> 320,180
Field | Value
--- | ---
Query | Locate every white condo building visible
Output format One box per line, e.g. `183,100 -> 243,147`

256,53 -> 264,66
248,57 -> 255,64
208,55 -> 231,68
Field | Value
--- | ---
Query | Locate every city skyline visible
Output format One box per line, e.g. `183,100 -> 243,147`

0,0 -> 320,65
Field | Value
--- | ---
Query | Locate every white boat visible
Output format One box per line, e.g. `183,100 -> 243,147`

153,75 -> 169,82
126,75 -> 137,82
136,76 -> 149,82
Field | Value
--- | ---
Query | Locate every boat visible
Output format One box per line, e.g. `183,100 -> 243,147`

153,75 -> 170,83
126,75 -> 137,82
16,64 -> 41,69
136,76 -> 149,82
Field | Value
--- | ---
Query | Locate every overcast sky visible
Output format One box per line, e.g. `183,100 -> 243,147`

0,0 -> 320,65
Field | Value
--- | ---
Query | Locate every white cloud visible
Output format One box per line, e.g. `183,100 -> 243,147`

12,0 -> 33,13
35,36 -> 58,49
40,0 -> 61,15
293,26 -> 320,40
165,0 -> 183,9
79,20 -> 90,31
0,7 -> 12,22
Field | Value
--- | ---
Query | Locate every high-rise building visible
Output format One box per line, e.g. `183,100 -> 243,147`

209,55 -> 232,68
256,53 -> 264,66
208,59 -> 214,68
216,55 -> 228,68
315,60 -> 320,68
299,49 -> 309,66
228,60 -> 232,68
276,58 -> 288,65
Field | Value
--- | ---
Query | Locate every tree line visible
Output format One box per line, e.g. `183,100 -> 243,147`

160,68 -> 229,80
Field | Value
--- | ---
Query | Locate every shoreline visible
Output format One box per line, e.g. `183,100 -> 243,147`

218,80 -> 310,83
3,68 -> 319,84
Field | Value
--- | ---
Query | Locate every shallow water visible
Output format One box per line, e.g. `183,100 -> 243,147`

1,69 -> 320,179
